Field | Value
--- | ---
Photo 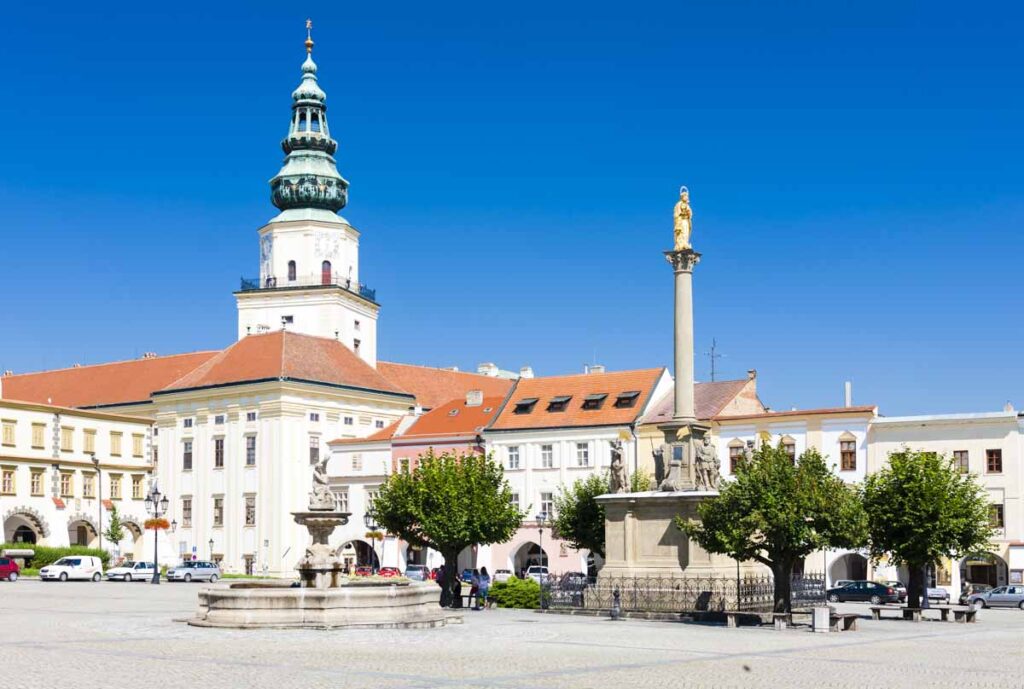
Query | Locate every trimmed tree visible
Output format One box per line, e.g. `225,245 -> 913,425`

104,504 -> 125,552
371,449 -> 523,608
552,473 -> 608,561
863,449 -> 995,609
679,443 -> 867,612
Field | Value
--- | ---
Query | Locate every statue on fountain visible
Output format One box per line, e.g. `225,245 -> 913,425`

309,458 -> 335,510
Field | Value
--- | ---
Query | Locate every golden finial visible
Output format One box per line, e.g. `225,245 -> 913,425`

305,18 -> 314,54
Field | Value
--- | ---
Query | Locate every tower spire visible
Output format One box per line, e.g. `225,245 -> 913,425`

305,18 -> 314,54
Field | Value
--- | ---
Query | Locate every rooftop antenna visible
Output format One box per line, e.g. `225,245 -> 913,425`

705,338 -> 724,382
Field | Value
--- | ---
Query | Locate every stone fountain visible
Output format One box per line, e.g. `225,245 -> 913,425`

189,460 -> 456,629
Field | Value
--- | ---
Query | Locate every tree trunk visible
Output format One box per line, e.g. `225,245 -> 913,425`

771,560 -> 793,613
907,563 -> 924,609
441,551 -> 462,609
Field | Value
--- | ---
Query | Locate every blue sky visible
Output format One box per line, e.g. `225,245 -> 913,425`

1,1 -> 1022,415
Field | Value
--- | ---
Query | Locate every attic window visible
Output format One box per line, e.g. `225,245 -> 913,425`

513,398 -> 538,414
582,393 -> 608,410
614,391 -> 641,408
448,409 -> 459,417
483,407 -> 493,413
547,396 -> 572,412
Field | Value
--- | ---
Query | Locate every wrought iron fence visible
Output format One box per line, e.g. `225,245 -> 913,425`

239,275 -> 376,302
543,572 -> 825,614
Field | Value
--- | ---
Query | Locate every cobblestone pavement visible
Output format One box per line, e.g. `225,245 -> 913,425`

2,580 -> 1022,688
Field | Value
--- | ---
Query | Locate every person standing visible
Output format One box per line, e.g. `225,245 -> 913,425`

475,567 -> 492,610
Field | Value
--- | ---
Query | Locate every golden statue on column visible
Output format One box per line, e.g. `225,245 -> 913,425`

673,186 -> 693,251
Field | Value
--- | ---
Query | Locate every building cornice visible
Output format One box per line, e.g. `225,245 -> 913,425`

0,399 -> 153,424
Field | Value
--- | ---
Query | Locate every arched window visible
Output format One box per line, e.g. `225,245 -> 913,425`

287,261 -> 296,282
298,113 -> 307,131
311,114 -> 321,132
321,260 -> 332,285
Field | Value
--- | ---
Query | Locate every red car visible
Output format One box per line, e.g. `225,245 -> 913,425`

353,566 -> 373,577
378,567 -> 400,578
0,556 -> 21,582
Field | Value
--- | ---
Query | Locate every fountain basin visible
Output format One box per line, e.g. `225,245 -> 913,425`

189,581 -> 457,629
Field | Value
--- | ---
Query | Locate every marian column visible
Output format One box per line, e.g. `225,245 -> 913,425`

659,187 -> 713,491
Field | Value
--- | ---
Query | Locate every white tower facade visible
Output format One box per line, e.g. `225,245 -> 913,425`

235,28 -> 379,366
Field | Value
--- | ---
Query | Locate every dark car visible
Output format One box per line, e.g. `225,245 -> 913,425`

461,568 -> 475,583
826,580 -> 900,604
552,571 -> 589,606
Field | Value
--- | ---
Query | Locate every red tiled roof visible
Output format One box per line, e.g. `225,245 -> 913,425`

1,351 -> 218,408
161,331 -> 410,397
402,396 -> 506,438
640,379 -> 762,425
488,368 -> 666,431
377,362 -> 513,409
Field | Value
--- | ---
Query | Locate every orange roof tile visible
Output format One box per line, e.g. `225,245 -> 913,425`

401,396 -> 506,438
377,362 -> 513,409
488,368 -> 666,431
640,379 -> 763,425
160,331 -> 411,397
1,351 -> 218,409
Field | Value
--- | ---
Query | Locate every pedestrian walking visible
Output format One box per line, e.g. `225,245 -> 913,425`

476,567 -> 492,610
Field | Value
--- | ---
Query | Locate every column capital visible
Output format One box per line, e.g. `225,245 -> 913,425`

664,248 -> 701,273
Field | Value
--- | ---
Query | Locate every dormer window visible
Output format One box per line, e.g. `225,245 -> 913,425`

614,391 -> 641,408
547,396 -> 572,412
582,393 -> 607,410
513,398 -> 538,414
448,409 -> 459,417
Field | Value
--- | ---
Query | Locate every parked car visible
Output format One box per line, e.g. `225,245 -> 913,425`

106,561 -> 157,582
826,580 -> 900,604
353,566 -> 373,577
960,583 -> 993,605
883,580 -> 908,602
493,569 -> 513,583
405,565 -> 429,581
166,560 -> 221,582
834,579 -> 854,589
926,586 -> 951,604
967,585 -> 1024,610
551,571 -> 589,606
525,565 -> 550,584
0,556 -> 21,582
40,556 -> 104,582
460,568 -> 475,583
378,567 -> 401,578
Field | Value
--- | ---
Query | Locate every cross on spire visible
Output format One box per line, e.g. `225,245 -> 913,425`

305,19 -> 314,54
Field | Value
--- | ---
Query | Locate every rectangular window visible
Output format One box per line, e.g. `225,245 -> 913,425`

110,432 -> 122,457
729,446 -> 742,473
1,467 -> 15,495
990,504 -> 1005,529
132,434 -> 144,458
375,419 -> 385,429
954,450 -> 969,473
213,497 -> 224,527
31,470 -> 44,496
614,391 -> 641,408
84,429 -> 96,453
582,393 -> 608,410
182,497 -> 192,528
344,416 -> 354,426
510,492 -> 520,511
60,472 -> 74,497
333,489 -> 349,512
399,458 -> 410,473
986,449 -> 1003,473
513,398 -> 538,415
366,488 -> 379,513
109,474 -> 122,500
131,474 -> 144,499
507,446 -> 520,470
310,412 -> 320,422
60,426 -> 74,452
246,411 -> 257,422
245,436 -> 257,466
183,418 -> 193,429
214,438 -> 224,468
840,441 -> 857,471
83,472 -> 95,499
576,442 -> 590,467
152,445 -> 158,467
783,443 -> 796,463
31,423 -> 45,449
309,436 -> 320,465
540,492 -> 553,517
352,453 -> 363,471
1,420 -> 15,447
244,496 -> 256,526
214,414 -> 225,425
541,444 -> 554,468
182,440 -> 193,471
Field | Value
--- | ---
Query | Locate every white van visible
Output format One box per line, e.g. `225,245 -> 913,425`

39,556 -> 104,582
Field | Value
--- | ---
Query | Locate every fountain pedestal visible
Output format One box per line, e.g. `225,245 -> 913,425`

292,510 -> 349,589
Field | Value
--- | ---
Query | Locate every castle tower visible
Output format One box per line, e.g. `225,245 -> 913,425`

235,23 -> 379,366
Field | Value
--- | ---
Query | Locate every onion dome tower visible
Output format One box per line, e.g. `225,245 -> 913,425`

236,21 -> 380,366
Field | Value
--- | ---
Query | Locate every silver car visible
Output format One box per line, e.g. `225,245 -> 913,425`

967,585 -> 1024,610
167,560 -> 221,583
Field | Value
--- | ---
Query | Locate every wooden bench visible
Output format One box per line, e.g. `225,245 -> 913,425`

723,610 -> 793,630
931,605 -> 977,623
829,613 -> 859,632
869,605 -> 920,621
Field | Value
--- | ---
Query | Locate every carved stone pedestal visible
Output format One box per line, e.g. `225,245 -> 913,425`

292,510 -> 349,589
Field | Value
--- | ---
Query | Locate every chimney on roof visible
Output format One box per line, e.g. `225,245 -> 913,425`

519,366 -> 534,379
477,363 -> 498,377
466,390 -> 483,407
141,352 -> 158,359
747,369 -> 757,380
73,363 -> 81,368
585,364 -> 606,374
2,370 -> 12,376
844,381 -> 852,408
443,366 -> 460,372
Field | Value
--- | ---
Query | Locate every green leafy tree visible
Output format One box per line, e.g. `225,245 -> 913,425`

104,504 -> 125,550
630,470 -> 654,493
863,449 -> 995,608
371,449 -> 523,608
679,443 -> 867,612
553,473 -> 609,560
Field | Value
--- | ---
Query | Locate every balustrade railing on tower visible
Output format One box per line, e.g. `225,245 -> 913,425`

239,274 -> 376,302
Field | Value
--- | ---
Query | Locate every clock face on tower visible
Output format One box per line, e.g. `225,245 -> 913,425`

260,235 -> 273,274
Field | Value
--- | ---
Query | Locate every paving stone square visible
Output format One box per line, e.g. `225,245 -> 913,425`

1,581 -> 1022,688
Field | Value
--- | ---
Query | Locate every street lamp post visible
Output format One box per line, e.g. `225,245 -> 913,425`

89,452 -> 102,552
144,482 -> 170,584
363,512 -> 379,574
535,512 -> 548,570
209,538 -> 215,561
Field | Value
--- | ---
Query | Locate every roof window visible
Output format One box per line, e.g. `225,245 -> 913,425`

547,396 -> 572,412
448,409 -> 460,417
614,391 -> 641,408
582,393 -> 608,410
513,398 -> 539,414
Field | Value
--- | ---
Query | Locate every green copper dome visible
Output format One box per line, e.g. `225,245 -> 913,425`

270,37 -> 348,213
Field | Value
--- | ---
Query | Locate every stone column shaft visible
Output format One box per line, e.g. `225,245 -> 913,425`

666,250 -> 701,423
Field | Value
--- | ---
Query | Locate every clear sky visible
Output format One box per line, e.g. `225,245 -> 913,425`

1,1 -> 1022,415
